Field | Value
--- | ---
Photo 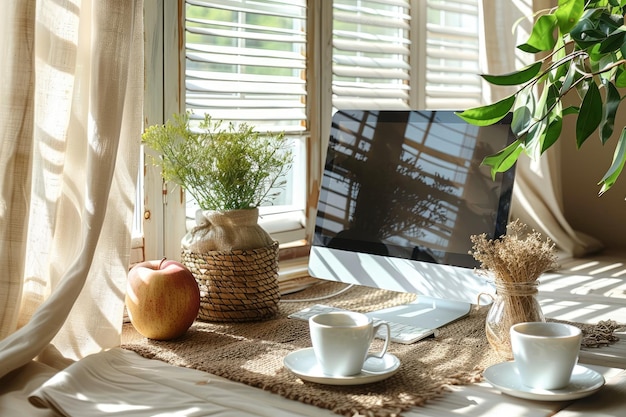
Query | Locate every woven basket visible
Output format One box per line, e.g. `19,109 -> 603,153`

181,241 -> 280,322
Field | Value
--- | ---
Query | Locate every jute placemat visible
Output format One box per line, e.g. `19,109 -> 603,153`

121,281 -> 621,417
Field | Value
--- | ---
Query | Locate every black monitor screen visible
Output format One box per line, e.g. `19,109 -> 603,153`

314,110 -> 516,269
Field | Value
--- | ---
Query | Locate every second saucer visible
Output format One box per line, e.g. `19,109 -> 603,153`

483,362 -> 605,401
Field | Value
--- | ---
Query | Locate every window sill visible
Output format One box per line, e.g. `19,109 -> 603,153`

278,241 -> 317,294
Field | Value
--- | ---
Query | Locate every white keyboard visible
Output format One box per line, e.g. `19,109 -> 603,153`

288,304 -> 438,344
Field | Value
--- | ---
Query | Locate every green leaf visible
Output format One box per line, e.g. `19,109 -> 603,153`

555,0 -> 585,34
563,105 -> 580,116
541,88 -> 564,153
575,12 -> 625,56
616,67 -> 626,87
576,81 -> 603,147
481,62 -> 543,86
598,53 -> 619,81
598,128 -> 626,195
570,8 -> 606,49
550,36 -> 568,82
518,14 -> 558,53
560,60 -> 582,95
522,85 -> 555,158
599,30 -> 626,53
620,38 -> 626,57
511,88 -> 535,137
600,80 -> 621,144
542,115 -> 564,152
483,140 -> 525,180
598,13 -> 623,36
524,116 -> 548,159
455,94 -> 516,126
588,43 -> 605,65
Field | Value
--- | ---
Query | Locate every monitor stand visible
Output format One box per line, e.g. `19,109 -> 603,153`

364,295 -> 471,334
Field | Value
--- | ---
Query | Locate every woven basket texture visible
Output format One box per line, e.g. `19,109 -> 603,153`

181,241 -> 280,322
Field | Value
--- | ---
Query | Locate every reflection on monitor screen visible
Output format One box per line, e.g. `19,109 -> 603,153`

308,110 -> 516,331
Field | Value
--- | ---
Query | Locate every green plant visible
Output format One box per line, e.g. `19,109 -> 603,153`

143,111 -> 293,211
457,0 -> 626,195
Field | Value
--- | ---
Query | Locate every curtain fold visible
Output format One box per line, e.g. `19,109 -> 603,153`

0,0 -> 143,379
479,0 -> 604,257
0,0 -> 35,344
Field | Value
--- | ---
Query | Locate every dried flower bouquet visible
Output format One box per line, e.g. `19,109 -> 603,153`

470,219 -> 558,357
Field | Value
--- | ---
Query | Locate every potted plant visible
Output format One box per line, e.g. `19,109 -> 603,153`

142,111 -> 293,322
457,0 -> 626,196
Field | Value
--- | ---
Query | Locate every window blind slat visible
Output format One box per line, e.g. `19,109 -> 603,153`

333,29 -> 411,44
333,66 -> 409,80
333,39 -> 408,54
188,0 -> 305,19
427,25 -> 477,40
332,97 -> 410,110
338,0 -> 409,7
187,79 -> 305,95
188,108 -> 307,121
333,85 -> 408,99
186,25 -> 305,44
186,97 -> 305,109
425,98 -> 481,110
333,10 -> 410,29
333,55 -> 410,69
426,49 -> 478,61
427,89 -> 481,99
187,43 -> 304,60
428,1 -> 478,14
427,74 -> 481,86
187,51 -> 305,70
186,70 -> 305,85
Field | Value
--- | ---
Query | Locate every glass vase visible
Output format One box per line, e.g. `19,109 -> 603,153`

485,281 -> 545,359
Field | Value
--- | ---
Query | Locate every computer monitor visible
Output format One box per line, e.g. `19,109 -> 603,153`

308,110 -> 516,331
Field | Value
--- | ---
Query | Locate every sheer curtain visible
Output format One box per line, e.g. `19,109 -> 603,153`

480,0 -> 604,257
0,0 -> 143,380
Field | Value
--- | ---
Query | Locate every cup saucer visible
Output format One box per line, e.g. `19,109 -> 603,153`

483,361 -> 605,401
283,347 -> 400,385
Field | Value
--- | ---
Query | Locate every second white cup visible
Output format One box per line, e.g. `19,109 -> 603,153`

510,322 -> 582,390
309,311 -> 391,376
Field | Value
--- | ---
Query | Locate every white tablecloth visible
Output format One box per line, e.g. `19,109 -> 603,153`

19,344 -> 626,417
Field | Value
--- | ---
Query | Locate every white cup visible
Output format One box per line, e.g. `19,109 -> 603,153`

510,322 -> 582,390
309,311 -> 391,376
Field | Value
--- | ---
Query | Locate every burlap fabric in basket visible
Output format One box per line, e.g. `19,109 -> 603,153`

181,208 -> 280,322
182,241 -> 280,322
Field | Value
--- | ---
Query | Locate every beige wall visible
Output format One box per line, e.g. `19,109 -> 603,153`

560,111 -> 626,250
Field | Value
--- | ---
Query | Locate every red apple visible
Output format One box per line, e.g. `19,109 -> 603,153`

125,258 -> 200,340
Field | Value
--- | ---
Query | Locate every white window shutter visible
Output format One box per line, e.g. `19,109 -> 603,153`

331,0 -> 481,111
332,0 -> 412,110
424,0 -> 481,109
185,0 -> 308,133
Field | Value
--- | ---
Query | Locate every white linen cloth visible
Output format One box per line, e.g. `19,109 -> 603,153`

25,347 -> 626,417
28,348 -> 336,417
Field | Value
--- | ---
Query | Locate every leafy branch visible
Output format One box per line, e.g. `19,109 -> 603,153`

457,0 -> 626,195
